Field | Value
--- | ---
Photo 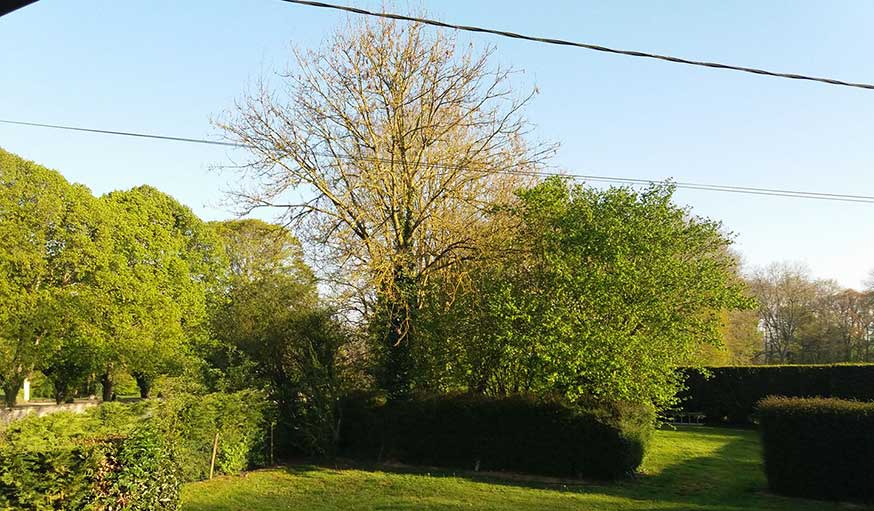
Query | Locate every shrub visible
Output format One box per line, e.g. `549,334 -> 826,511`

679,364 -> 874,424
154,389 -> 270,482
757,396 -> 874,502
339,393 -> 653,479
0,402 -> 147,449
0,390 -> 269,508
0,423 -> 179,510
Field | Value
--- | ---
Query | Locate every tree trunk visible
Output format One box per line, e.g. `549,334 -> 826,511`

134,373 -> 152,399
377,292 -> 417,399
53,382 -> 69,405
101,372 -> 114,402
3,381 -> 21,408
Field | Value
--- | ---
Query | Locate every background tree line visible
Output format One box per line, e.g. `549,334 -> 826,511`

731,262 -> 874,365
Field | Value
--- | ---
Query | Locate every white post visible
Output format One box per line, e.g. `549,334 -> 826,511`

22,378 -> 30,402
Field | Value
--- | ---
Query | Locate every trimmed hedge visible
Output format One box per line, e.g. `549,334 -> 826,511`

0,420 -> 178,510
757,396 -> 874,502
679,364 -> 874,424
339,394 -> 653,479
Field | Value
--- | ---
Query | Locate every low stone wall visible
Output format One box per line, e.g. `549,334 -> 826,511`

0,401 -> 98,425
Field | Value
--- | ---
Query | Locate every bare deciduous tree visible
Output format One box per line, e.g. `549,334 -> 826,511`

749,262 -> 820,363
216,17 -> 551,395
748,262 -> 874,363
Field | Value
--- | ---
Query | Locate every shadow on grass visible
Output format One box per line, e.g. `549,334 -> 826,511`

279,426 -> 863,511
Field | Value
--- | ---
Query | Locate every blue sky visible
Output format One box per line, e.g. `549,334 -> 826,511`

2,0 -> 873,288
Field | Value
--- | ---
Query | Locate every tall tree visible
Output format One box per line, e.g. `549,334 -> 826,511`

216,18 -> 548,397
204,219 -> 318,391
812,287 -> 874,363
210,219 -> 349,455
749,263 -> 824,363
0,149 -> 105,406
719,309 -> 764,364
96,186 -> 225,399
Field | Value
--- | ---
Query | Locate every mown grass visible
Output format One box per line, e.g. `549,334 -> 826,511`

182,426 -> 872,511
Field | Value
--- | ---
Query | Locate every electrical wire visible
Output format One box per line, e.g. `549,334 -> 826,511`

280,0 -> 874,92
2,118 -> 873,204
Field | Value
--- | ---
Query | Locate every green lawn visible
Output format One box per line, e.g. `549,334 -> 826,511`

182,426 -> 871,511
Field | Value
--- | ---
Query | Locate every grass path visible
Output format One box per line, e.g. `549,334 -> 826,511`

182,426 -> 871,511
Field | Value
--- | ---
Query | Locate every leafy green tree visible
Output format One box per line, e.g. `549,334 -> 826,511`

0,149 -> 107,406
212,219 -> 313,283
428,177 -> 751,410
694,309 -> 763,366
95,186 -> 226,399
209,220 -> 350,455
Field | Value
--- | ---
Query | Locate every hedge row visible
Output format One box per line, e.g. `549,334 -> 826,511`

757,396 -> 874,502
339,393 -> 654,479
679,364 -> 874,424
0,405 -> 178,510
0,391 -> 269,509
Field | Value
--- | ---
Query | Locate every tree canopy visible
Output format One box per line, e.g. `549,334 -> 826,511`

421,178 -> 752,408
0,149 -> 228,404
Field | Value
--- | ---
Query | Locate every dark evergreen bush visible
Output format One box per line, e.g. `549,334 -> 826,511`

339,393 -> 653,479
757,396 -> 874,502
679,364 -> 874,424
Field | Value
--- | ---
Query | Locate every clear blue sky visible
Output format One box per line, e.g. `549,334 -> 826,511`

2,0 -> 873,288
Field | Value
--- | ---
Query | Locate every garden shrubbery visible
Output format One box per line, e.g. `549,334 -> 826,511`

0,390 -> 270,509
155,389 -> 270,482
757,396 -> 874,502
340,393 -> 654,479
680,364 -> 874,424
0,408 -> 178,510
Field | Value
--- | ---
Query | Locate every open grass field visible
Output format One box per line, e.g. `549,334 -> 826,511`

181,426 -> 871,511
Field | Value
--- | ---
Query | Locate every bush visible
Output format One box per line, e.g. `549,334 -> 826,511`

154,389 -> 270,482
757,396 -> 874,502
339,393 -> 653,479
0,420 -> 178,510
0,401 -> 148,449
679,364 -> 874,424
0,390 -> 269,508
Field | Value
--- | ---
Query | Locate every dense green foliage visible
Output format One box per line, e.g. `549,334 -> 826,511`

97,185 -> 226,400
0,404 -> 178,510
0,149 -> 226,405
419,178 -> 750,409
680,364 -> 874,424
339,393 -> 653,479
0,149 -> 110,406
154,389 -> 270,482
205,219 -> 351,457
757,396 -> 874,502
0,392 -> 269,509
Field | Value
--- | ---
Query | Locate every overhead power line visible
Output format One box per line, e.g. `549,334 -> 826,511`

0,1 -> 38,19
280,0 -> 874,92
2,118 -> 873,204
0,119 -> 246,148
